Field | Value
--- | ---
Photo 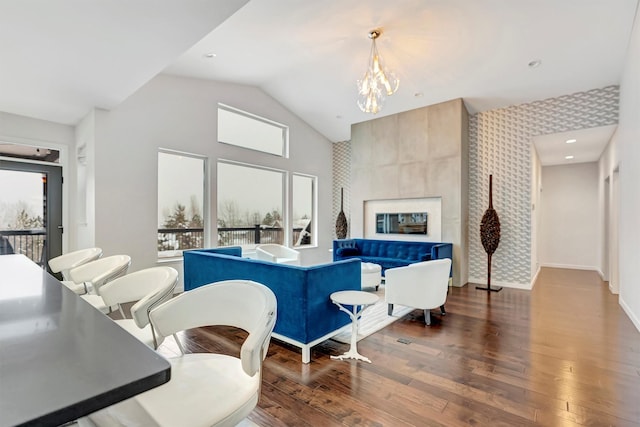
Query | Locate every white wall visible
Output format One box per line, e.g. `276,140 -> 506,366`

617,2 -> 640,331
539,162 -> 599,270
83,74 -> 333,289
598,129 -> 619,282
0,111 -> 74,146
74,110 -> 97,251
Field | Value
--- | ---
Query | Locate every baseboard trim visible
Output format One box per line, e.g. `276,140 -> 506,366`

619,296 -> 640,333
539,262 -> 598,271
530,266 -> 541,289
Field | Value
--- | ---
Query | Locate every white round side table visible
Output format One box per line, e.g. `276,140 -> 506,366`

330,290 -> 379,363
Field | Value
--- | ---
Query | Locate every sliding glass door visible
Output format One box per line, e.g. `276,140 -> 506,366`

0,160 -> 62,267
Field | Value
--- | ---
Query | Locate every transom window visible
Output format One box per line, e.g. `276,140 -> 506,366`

217,104 -> 288,157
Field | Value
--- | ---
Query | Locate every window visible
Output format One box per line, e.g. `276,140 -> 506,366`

217,104 -> 288,157
217,161 -> 285,249
157,150 -> 206,258
292,174 -> 316,247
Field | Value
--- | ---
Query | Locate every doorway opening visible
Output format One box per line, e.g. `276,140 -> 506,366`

0,160 -> 62,269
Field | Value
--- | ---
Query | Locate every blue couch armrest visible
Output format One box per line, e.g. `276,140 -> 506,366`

431,243 -> 453,261
186,246 -> 242,257
333,239 -> 359,261
431,243 -> 453,277
335,247 -> 360,257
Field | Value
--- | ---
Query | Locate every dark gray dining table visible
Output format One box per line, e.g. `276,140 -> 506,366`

0,254 -> 171,427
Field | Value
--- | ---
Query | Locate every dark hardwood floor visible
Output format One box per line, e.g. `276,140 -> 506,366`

151,268 -> 640,426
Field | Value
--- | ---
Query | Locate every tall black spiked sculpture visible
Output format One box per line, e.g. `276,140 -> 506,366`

335,188 -> 348,239
477,175 -> 503,292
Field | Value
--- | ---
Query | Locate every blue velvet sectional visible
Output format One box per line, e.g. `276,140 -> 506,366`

333,238 -> 453,276
183,247 -> 361,363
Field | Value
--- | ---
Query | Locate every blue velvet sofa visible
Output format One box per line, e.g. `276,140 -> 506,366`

333,238 -> 453,276
183,247 -> 361,363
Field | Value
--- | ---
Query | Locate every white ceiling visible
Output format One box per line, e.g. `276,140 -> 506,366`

533,125 -> 617,166
0,0 -> 637,156
0,0 -> 248,125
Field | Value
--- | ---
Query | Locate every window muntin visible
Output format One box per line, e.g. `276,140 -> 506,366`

157,150 -> 206,258
217,104 -> 287,157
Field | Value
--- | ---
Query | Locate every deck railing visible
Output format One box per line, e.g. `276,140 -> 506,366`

0,229 -> 46,266
157,226 -> 304,252
1,227 -> 304,264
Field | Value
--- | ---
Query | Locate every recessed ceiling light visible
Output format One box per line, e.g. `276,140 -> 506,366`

203,52 -> 217,59
528,59 -> 542,68
565,155 -> 574,160
566,139 -> 577,144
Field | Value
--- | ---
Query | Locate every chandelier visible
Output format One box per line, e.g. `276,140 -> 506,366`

357,29 -> 399,114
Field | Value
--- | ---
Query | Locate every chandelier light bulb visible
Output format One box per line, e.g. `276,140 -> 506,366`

357,29 -> 399,114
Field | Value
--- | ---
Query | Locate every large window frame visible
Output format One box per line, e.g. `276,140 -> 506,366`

292,173 -> 317,247
157,149 -> 208,259
216,160 -> 287,250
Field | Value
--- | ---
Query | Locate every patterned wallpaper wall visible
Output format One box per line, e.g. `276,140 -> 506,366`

333,85 -> 619,286
469,86 -> 619,285
332,141 -> 351,239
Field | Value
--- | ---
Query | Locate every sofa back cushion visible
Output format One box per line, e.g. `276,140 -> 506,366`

358,239 -> 431,261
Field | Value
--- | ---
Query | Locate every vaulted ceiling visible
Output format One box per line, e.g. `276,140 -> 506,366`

1,0 -> 637,151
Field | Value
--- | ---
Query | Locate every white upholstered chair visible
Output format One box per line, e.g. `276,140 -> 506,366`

385,258 -> 452,326
48,247 -> 103,285
99,266 -> 178,347
255,243 -> 301,265
66,255 -> 132,313
78,280 -> 277,427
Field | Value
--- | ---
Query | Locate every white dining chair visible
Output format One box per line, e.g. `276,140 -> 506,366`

255,243 -> 301,265
65,255 -> 132,313
99,266 -> 178,347
48,247 -> 103,289
78,280 -> 277,427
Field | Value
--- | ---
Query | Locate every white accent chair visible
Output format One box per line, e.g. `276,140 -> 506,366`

78,280 -> 277,427
99,266 -> 178,347
255,243 -> 301,265
48,247 -> 103,286
385,258 -> 452,326
66,255 -> 132,313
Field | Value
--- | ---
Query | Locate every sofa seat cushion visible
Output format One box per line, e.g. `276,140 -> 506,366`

358,256 -> 410,269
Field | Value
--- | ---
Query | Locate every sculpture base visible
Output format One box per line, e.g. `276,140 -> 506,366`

476,285 -> 503,292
